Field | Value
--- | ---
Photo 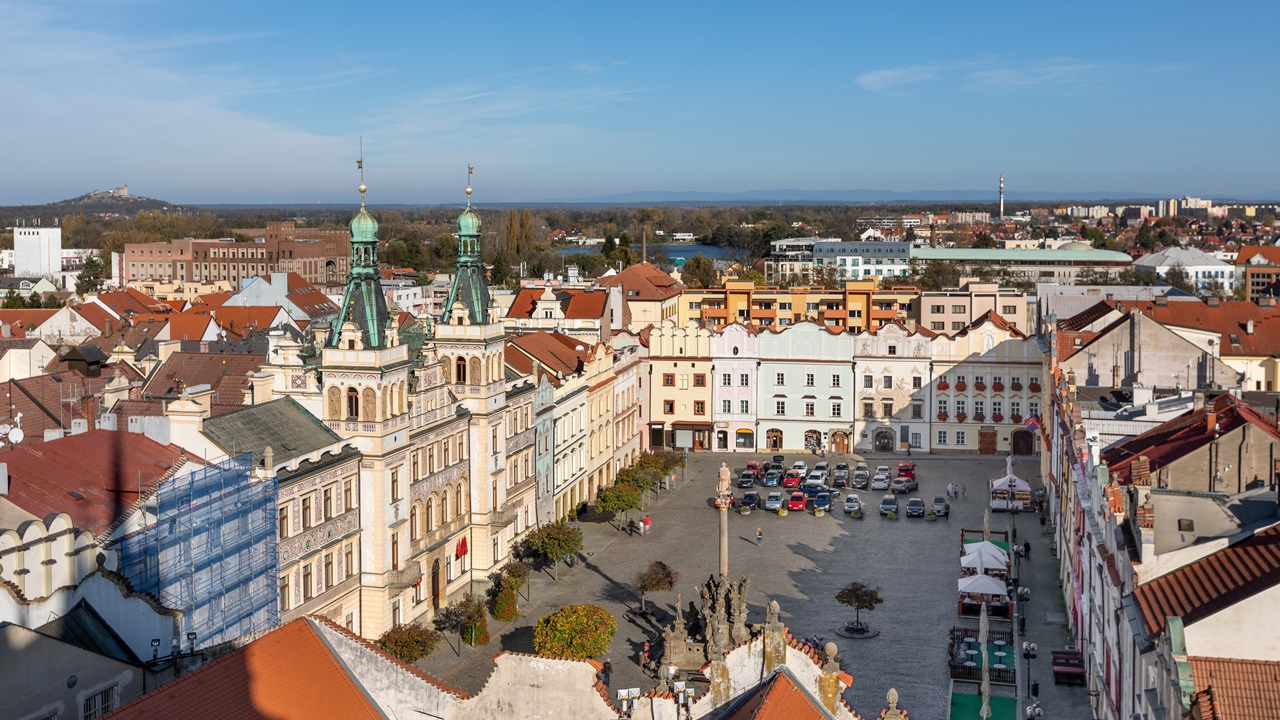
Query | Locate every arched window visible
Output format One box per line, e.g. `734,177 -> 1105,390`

441,356 -> 452,383
426,496 -> 435,532
442,490 -> 450,522
470,357 -> 482,386
455,357 -> 467,384
410,504 -> 420,541
346,388 -> 359,420
327,387 -> 341,419
455,483 -> 464,516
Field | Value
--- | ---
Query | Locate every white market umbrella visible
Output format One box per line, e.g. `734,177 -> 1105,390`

965,540 -> 1010,564
961,551 -> 1007,572
958,574 -> 1008,597
1006,455 -> 1013,478
979,602 -> 991,718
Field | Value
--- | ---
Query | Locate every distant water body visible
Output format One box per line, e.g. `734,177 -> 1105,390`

555,243 -> 736,260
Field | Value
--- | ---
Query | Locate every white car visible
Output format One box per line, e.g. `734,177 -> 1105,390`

814,462 -> 829,473
871,474 -> 891,491
843,494 -> 862,513
791,461 -> 808,474
875,465 -> 891,477
807,469 -> 827,483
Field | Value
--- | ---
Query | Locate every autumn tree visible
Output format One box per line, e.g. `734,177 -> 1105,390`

533,604 -> 617,659
683,253 -> 716,288
633,561 -> 680,612
522,521 -> 584,579
835,581 -> 884,631
377,623 -> 443,663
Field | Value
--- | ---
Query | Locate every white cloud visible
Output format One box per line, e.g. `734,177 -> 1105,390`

857,57 -> 1114,95
855,63 -> 946,93
571,63 -> 604,75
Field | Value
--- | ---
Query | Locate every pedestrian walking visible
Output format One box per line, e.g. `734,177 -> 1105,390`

756,528 -> 763,546
1023,539 -> 1031,559
1039,513 -> 1047,528
947,482 -> 955,499
601,658 -> 612,688
641,642 -> 650,668
644,515 -> 652,535
961,483 -> 967,498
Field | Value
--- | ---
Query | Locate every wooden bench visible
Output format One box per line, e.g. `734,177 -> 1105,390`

1052,650 -> 1086,686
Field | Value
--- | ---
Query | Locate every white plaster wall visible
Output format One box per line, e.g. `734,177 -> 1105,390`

455,653 -> 617,720
1184,584 -> 1280,661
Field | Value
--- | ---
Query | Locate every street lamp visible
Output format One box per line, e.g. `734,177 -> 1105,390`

1021,642 -> 1037,700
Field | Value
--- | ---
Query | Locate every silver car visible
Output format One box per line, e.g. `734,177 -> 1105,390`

843,494 -> 862,513
763,492 -> 784,511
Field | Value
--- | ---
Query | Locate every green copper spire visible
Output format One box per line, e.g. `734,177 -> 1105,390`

328,182 -> 391,348
441,166 -> 491,325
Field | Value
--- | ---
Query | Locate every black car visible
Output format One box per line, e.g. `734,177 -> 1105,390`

831,475 -> 848,489
738,471 -> 757,488
741,491 -> 760,510
905,498 -> 926,517
813,493 -> 833,512
772,455 -> 785,464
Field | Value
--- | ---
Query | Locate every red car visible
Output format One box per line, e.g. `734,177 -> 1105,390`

746,460 -> 760,472
897,461 -> 916,479
782,471 -> 803,488
787,492 -> 807,511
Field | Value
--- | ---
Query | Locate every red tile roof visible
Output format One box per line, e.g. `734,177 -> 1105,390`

1234,246 -> 1280,266
1101,395 -> 1280,485
595,262 -> 684,301
1134,524 -> 1280,639
95,288 -> 170,316
507,287 -> 610,320
0,371 -> 112,448
0,309 -> 58,332
722,670 -> 831,720
105,618 -> 384,719
73,303 -> 118,333
187,306 -> 286,339
0,429 -> 197,536
1188,656 -> 1280,720
506,332 -> 594,379
196,292 -> 233,307
260,273 -> 340,318
1121,300 -> 1280,357
141,351 -> 265,401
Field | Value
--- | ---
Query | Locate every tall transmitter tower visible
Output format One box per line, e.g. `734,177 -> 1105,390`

999,174 -> 1005,221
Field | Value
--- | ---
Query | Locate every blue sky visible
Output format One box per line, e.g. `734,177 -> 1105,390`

2,0 -> 1277,204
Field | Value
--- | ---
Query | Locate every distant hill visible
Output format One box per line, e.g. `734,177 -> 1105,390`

1,186 -> 177,220
555,188 -> 1177,205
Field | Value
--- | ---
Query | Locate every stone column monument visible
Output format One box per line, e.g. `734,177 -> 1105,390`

717,462 -> 731,578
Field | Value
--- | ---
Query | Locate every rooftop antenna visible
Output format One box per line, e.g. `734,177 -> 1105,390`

999,174 -> 1005,222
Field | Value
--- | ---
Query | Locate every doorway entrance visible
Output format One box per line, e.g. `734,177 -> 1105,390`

431,559 -> 442,610
717,430 -> 728,450
979,428 -> 998,455
830,431 -> 850,454
873,429 -> 895,453
1011,429 -> 1035,456
766,429 -> 783,449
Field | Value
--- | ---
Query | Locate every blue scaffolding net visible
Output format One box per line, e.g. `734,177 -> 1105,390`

119,453 -> 279,650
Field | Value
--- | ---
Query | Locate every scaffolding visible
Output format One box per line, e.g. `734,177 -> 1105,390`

119,453 -> 279,650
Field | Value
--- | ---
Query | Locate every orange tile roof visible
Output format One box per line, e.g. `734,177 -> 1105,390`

0,429 -> 197,536
105,619 -> 384,719
1122,300 -> 1280,356
0,309 -> 58,331
141,351 -> 265,401
73,302 -> 118,332
96,288 -> 170,316
1135,524 -> 1280,639
1189,656 -> 1280,720
187,306 -> 285,339
722,670 -> 832,720
507,332 -> 594,379
260,273 -> 340,318
595,262 -> 684,301
1234,246 -> 1280,266
0,371 -> 112,448
196,291 -> 233,307
164,313 -> 214,342
508,287 -> 610,320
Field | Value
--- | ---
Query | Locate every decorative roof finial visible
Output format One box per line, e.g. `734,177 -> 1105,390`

466,163 -> 474,201
357,136 -> 367,201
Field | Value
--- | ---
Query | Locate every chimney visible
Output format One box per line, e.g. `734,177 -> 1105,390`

1247,319 -> 1255,335
263,445 -> 274,470
0,462 -> 8,495
104,317 -> 114,335
1207,296 -> 1220,308
1207,408 -> 1218,434
1193,391 -> 1206,411
1131,455 -> 1151,486
1260,296 -> 1276,308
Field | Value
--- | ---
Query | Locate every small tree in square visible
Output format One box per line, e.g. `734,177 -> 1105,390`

534,604 -> 617,659
836,581 -> 884,634
633,561 -> 680,612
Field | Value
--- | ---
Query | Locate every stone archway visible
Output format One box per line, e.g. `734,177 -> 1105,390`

804,430 -> 822,452
766,429 -> 783,450
873,428 -> 895,453
1011,429 -> 1035,456
830,431 -> 850,454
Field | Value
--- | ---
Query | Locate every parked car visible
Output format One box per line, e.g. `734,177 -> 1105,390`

871,474 -> 891,491
814,461 -> 829,474
843,494 -> 862,513
832,463 -> 850,483
772,454 -> 786,465
834,462 -> 849,474
855,462 -> 869,475
875,465 -> 891,477
782,471 -> 803,488
879,495 -> 898,516
897,460 -> 916,479
787,492 -> 808,511
763,470 -> 782,487
768,462 -> 785,474
931,496 -> 950,517
763,492 -> 784,511
799,482 -> 828,497
851,470 -> 870,489
890,476 -> 918,493
746,460 -> 760,472
738,471 -> 757,488
813,493 -> 833,512
807,470 -> 827,484
831,474 -> 848,489
904,497 -> 926,517
791,460 -> 808,474
741,491 -> 760,510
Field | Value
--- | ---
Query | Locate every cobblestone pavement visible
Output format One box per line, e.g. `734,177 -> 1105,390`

418,452 -> 1093,718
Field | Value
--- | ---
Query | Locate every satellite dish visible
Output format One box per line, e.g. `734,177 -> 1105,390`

8,428 -> 23,444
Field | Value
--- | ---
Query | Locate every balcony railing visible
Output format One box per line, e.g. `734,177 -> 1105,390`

384,560 -> 422,589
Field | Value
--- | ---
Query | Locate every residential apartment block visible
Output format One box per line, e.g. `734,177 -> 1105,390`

121,222 -> 351,287
918,280 -> 1029,335
678,280 -> 914,333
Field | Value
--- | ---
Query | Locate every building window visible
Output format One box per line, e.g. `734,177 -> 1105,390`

324,554 -> 333,588
1178,519 -> 1195,532
343,480 -> 353,511
931,321 -> 945,330
912,403 -> 922,419
722,399 -> 732,414
391,533 -> 400,571
952,321 -> 964,330
955,431 -> 967,445
832,374 -> 841,387
83,685 -> 119,720
302,498 -> 312,530
883,375 -> 893,389
912,376 -> 922,389
806,373 -> 815,387
391,599 -> 401,627
663,373 -> 675,387
863,401 -> 874,418
323,487 -> 333,520
864,375 -> 873,389
279,575 -> 290,612
882,401 -> 893,417
975,375 -> 985,385
1011,401 -> 1022,416
776,401 -> 786,416
722,373 -> 732,387
1002,305 -> 1016,315
694,401 -> 705,415
740,400 -> 750,414
956,400 -> 967,415
931,304 -> 945,313
937,431 -> 948,445
993,401 -> 1003,416
694,374 -> 706,387
888,345 -> 897,356
664,400 -> 675,415
278,507 -> 289,539
740,373 -> 750,386
975,401 -> 985,416
1030,401 -> 1040,416
831,402 -> 842,417
345,544 -> 354,578
938,400 -> 948,414
805,402 -> 815,417
952,305 -> 965,314
303,564 -> 313,601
